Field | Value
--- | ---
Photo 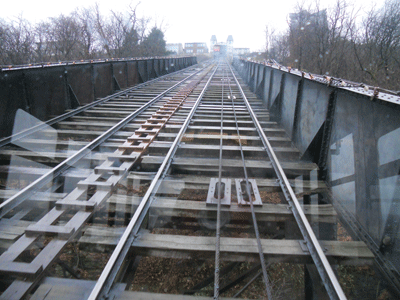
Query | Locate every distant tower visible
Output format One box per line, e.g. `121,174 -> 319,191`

226,35 -> 234,55
210,35 -> 217,51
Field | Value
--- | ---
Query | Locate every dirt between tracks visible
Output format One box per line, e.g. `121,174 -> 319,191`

129,257 -> 303,299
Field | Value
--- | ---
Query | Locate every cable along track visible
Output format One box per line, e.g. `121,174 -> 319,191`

0,61 -> 375,300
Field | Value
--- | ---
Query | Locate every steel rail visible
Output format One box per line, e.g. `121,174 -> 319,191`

87,63 -> 219,300
226,63 -> 273,300
0,65 -> 197,148
228,63 -> 347,300
0,66 -> 205,219
213,66 -> 226,299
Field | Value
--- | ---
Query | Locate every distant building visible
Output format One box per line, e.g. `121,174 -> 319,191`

213,44 -> 227,56
184,43 -> 208,54
210,35 -> 217,52
226,35 -> 234,56
166,43 -> 184,55
234,48 -> 250,56
210,35 -> 237,58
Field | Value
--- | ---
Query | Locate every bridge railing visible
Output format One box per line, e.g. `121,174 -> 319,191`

234,57 -> 400,292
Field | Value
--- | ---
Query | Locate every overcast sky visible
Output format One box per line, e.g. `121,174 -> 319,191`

1,0 -> 374,52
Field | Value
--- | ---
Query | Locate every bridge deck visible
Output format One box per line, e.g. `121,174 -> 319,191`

0,60 -> 391,300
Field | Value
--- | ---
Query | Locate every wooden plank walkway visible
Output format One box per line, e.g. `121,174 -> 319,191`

106,195 -> 337,223
79,229 -> 374,265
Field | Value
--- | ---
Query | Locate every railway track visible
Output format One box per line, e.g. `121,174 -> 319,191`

0,61 -> 377,299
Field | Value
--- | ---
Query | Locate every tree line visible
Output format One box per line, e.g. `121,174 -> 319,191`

265,0 -> 400,91
0,3 -> 167,66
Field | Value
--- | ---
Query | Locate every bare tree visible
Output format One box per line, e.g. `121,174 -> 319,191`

136,17 -> 151,48
0,2 -> 165,66
264,25 -> 276,58
76,7 -> 98,59
352,0 -> 400,88
264,0 -> 400,90
1,16 -> 35,65
34,21 -> 53,62
265,25 -> 290,65
94,3 -> 145,58
49,15 -> 82,61
287,1 -> 316,70
0,19 -> 8,64
328,1 -> 359,76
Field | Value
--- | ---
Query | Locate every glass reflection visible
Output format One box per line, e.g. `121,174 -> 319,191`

378,127 -> 400,238
330,133 -> 354,181
12,109 -> 58,158
330,133 -> 356,214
